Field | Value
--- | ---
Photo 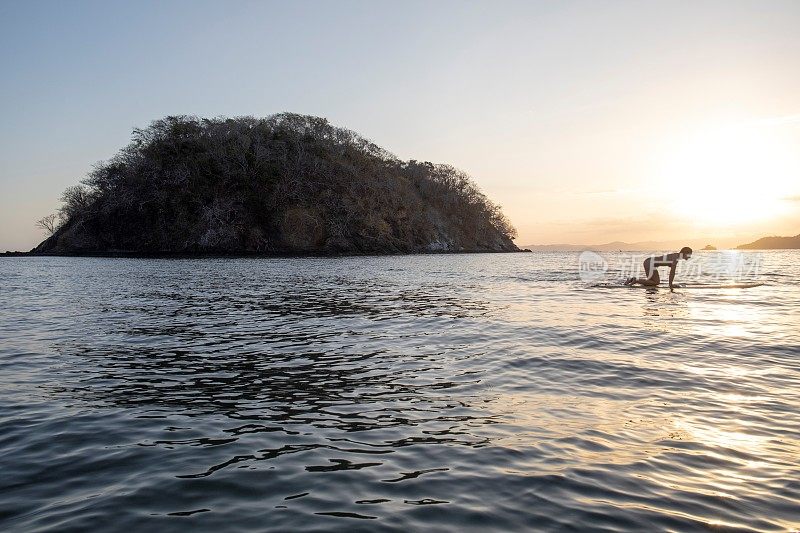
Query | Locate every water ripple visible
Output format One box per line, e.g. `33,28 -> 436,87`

1,252 -> 799,531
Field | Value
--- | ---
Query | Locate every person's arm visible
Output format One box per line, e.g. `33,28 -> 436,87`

669,262 -> 677,289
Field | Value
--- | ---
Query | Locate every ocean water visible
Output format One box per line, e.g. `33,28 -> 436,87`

1,251 -> 798,532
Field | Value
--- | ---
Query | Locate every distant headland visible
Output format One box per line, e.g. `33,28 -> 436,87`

523,240 -> 714,252
31,114 -> 518,256
737,233 -> 800,249
524,236 -> 800,252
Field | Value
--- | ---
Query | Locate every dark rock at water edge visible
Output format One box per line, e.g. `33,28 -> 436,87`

33,114 -> 519,256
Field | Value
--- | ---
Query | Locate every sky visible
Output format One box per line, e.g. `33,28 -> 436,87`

1,0 -> 799,250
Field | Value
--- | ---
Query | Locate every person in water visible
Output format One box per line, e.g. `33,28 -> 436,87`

624,247 -> 693,289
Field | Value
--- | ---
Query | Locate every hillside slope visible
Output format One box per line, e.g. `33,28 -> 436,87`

34,114 -> 518,255
737,234 -> 800,249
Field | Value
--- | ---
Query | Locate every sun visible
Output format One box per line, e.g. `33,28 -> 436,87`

656,122 -> 799,228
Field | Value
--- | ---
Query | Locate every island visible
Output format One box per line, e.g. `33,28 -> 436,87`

702,244 -> 716,250
33,114 -> 518,255
737,233 -> 800,250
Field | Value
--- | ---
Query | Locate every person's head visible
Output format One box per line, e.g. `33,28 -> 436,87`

679,246 -> 693,260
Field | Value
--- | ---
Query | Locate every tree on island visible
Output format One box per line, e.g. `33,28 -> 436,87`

35,214 -> 59,235
34,113 -> 518,255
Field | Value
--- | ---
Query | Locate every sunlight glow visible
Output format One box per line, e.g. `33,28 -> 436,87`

675,421 -> 769,454
657,123 -> 800,228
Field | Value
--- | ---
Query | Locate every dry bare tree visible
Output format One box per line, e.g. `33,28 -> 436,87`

36,213 -> 59,235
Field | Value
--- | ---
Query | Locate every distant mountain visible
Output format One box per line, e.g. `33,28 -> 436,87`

523,240 -> 700,252
737,233 -> 800,250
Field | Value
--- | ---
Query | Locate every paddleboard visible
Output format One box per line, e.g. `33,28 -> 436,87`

593,282 -> 764,289
677,282 -> 764,289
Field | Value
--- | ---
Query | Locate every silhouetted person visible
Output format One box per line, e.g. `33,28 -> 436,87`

624,247 -> 693,289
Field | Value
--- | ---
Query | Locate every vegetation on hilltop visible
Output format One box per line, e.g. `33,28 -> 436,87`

34,114 -> 517,255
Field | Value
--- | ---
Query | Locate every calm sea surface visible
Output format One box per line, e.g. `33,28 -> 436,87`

1,252 -> 799,532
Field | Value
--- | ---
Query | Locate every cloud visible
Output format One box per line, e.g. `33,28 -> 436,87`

783,195 -> 800,202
